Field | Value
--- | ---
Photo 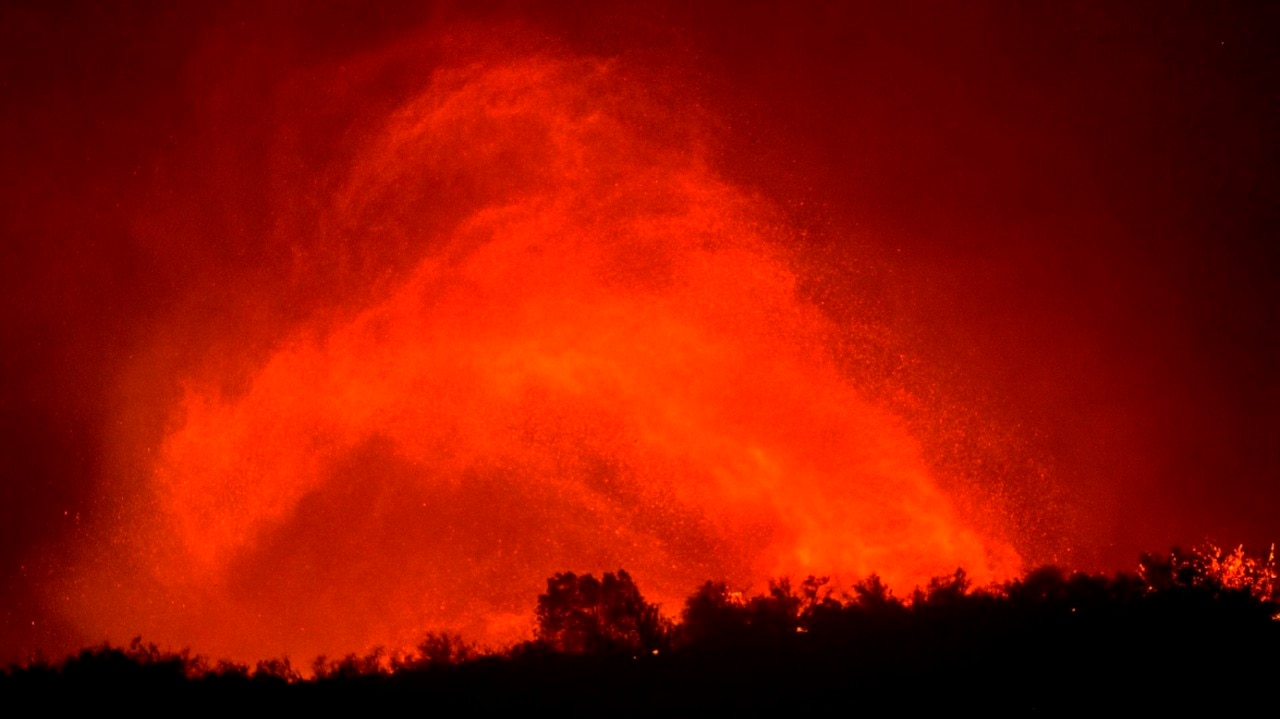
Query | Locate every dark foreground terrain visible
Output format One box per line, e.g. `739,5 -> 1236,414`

6,546 -> 1277,712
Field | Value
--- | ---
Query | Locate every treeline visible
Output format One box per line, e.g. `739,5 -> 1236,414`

5,544 -> 1277,709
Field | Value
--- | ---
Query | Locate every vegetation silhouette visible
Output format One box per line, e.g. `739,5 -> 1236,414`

534,570 -> 668,655
4,544 -> 1277,709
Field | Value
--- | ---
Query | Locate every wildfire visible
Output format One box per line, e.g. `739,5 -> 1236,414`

1188,543 -> 1278,602
59,43 -> 1018,664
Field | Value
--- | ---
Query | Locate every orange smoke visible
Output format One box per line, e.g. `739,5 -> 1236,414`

62,49 -> 1017,663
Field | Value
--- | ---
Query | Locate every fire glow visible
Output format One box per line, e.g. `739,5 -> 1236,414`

59,45 -> 1018,663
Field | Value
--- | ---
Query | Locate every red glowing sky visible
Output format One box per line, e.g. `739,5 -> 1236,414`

1,1 -> 1276,665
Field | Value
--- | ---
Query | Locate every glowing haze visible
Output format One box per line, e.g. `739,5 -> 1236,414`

62,49 -> 1015,662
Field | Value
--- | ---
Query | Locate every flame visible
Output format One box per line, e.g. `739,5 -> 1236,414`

61,48 -> 1017,663
1190,543 -> 1278,600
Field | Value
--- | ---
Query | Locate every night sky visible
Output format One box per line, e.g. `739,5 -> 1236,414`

1,1 -> 1276,665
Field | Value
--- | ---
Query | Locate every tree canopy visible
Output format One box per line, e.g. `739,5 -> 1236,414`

535,570 -> 667,654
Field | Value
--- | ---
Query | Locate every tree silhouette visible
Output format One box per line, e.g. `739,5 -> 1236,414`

390,632 -> 476,671
679,581 -> 747,647
851,573 -> 899,611
535,570 -> 667,654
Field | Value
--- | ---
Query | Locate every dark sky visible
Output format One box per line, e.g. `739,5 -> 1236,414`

1,1 -> 1277,663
